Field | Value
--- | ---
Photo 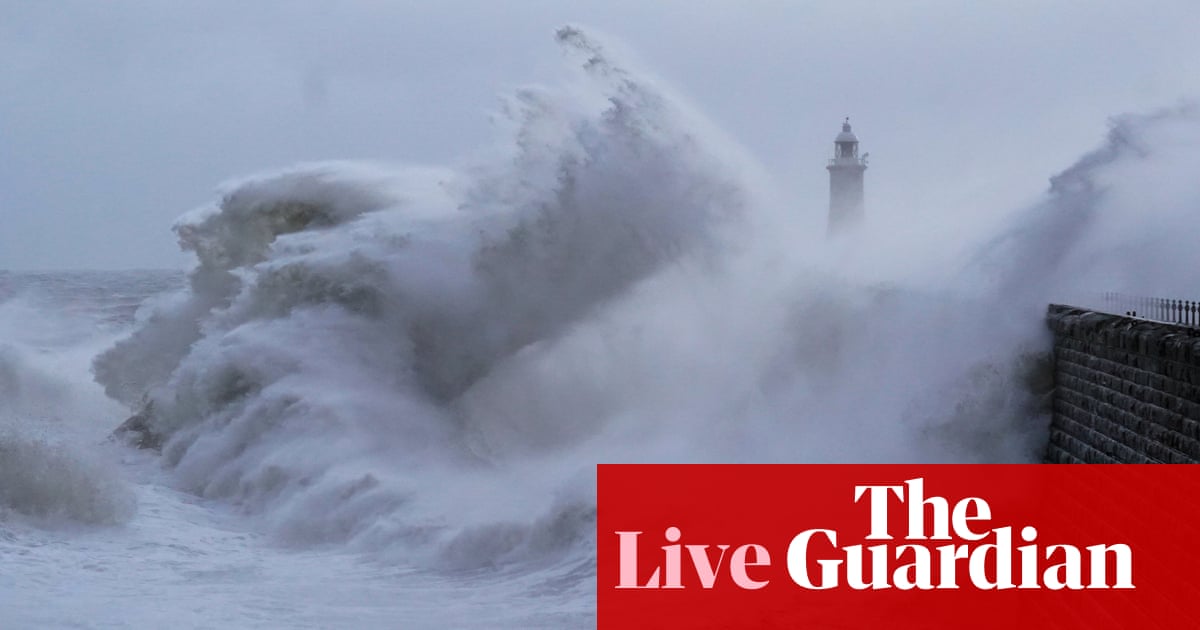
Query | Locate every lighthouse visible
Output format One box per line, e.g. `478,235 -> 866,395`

826,118 -> 867,235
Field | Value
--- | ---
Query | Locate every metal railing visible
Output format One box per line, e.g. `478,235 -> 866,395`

1102,292 -> 1200,327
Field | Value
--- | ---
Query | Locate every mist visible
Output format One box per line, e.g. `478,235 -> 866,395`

3,1 -> 1199,269
79,25 -> 1200,567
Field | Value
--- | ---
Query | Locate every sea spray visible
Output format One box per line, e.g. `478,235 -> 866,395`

0,303 -> 139,525
0,427 -> 135,525
93,27 -> 750,567
91,27 -> 1200,574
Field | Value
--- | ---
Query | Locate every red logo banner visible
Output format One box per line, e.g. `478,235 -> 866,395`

597,464 -> 1200,629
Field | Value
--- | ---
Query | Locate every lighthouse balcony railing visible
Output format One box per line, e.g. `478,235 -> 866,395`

828,157 -> 868,166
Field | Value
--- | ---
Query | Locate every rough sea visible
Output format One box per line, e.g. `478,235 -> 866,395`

2,27 -> 1198,629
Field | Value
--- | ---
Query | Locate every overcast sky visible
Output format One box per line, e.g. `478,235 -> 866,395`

1,0 -> 1197,270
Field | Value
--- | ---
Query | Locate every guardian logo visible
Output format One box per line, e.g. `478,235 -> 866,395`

598,465 -> 1196,629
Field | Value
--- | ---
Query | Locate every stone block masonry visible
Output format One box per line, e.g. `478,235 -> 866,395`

1045,304 -> 1200,463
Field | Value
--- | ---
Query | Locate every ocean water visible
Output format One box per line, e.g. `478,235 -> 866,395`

2,27 -> 1199,629
0,270 -> 591,628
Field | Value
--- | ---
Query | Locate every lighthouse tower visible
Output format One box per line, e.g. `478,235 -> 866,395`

826,118 -> 867,235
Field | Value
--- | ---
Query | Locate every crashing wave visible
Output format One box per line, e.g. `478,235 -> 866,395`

95,26 -> 748,563
93,24 -> 1200,568
0,429 -> 135,525
0,342 -> 135,525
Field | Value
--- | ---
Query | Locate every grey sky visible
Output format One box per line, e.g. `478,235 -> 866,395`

1,0 -> 1197,270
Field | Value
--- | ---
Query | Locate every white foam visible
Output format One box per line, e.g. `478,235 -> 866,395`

82,29 -> 1200,581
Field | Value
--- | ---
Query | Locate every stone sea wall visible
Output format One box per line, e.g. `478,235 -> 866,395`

1045,304 -> 1200,464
